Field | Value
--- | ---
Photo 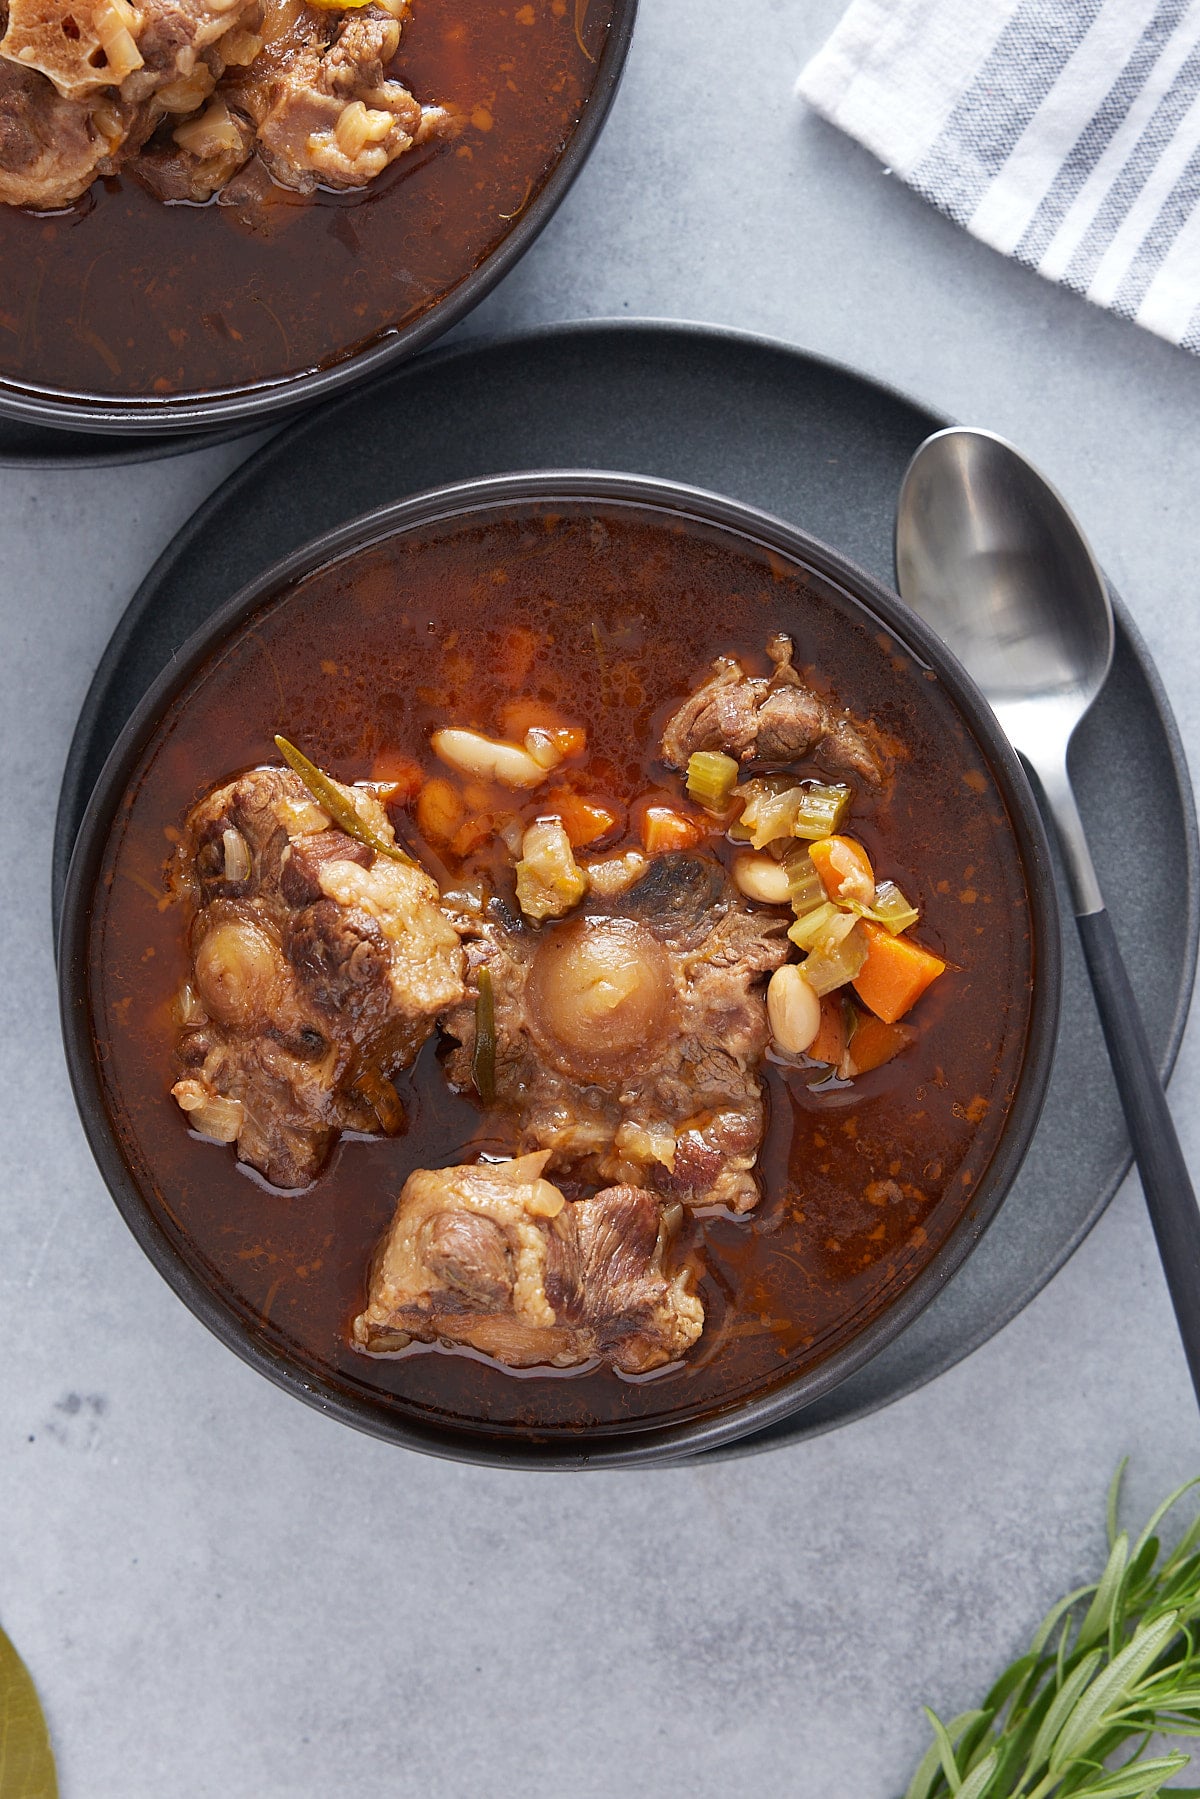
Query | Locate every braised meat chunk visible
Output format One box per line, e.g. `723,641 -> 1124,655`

134,93 -> 256,201
171,763 -> 464,1188
353,1153 -> 704,1373
0,58 -> 130,206
444,855 -> 789,1213
661,633 -> 883,786
0,0 -> 449,208
0,0 -> 260,206
1,0 -> 259,100
233,0 -> 446,194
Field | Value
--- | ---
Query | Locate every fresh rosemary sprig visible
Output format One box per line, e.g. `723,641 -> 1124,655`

906,1464 -> 1200,1799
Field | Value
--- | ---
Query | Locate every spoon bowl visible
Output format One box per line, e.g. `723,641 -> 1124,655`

895,427 -> 1115,752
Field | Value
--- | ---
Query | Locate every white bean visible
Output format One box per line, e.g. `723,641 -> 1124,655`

431,727 -> 547,789
524,728 -> 564,770
767,964 -> 822,1055
733,850 -> 792,906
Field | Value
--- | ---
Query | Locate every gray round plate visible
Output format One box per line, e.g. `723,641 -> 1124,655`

52,318 -> 1200,1455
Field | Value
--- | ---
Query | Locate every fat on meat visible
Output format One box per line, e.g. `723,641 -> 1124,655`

353,1153 -> 705,1374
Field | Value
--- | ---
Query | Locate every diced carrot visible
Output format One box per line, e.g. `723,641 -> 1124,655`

370,751 -> 423,804
841,1012 -> 914,1077
461,780 -> 496,812
807,994 -> 849,1067
449,815 -> 493,859
493,627 -> 540,686
415,776 -> 463,845
543,788 -> 623,848
852,920 -> 946,1023
809,835 -> 876,904
497,698 -> 587,760
640,805 -> 703,855
498,699 -> 557,736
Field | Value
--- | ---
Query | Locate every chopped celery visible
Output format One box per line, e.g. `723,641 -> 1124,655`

686,750 -> 739,812
736,776 -> 853,848
781,844 -> 825,915
791,782 -> 852,841
787,900 -> 839,951
860,879 -> 920,935
801,921 -> 868,997
790,904 -> 858,956
820,908 -> 861,948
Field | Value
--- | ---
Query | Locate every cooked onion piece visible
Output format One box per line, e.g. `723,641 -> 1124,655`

173,94 -> 243,159
221,825 -> 251,884
172,1079 -> 244,1143
192,908 -> 284,1030
515,819 -> 587,921
528,916 -> 675,1079
584,850 -> 648,899
734,777 -> 853,849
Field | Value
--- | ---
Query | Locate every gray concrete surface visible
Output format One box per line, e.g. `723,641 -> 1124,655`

4,2 -> 1200,1794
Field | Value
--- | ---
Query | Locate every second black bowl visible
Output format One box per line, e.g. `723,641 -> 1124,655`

0,2 -> 636,441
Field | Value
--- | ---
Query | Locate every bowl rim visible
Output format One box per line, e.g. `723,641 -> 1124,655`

0,0 -> 638,438
57,469 -> 1063,1468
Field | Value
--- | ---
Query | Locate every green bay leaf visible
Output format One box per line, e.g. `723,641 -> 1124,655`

0,1626 -> 58,1799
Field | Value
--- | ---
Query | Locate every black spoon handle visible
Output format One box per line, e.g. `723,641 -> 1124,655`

1076,906 -> 1200,1402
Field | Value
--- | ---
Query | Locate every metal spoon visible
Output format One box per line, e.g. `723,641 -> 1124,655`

895,426 -> 1200,1401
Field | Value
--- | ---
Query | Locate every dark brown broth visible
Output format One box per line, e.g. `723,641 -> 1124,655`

0,0 -> 614,398
89,504 -> 1035,1436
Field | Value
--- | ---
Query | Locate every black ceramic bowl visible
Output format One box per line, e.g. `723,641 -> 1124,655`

58,471 -> 1061,1466
0,4 -> 635,442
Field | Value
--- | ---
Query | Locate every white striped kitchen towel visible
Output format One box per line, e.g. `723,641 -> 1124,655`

797,0 -> 1200,355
